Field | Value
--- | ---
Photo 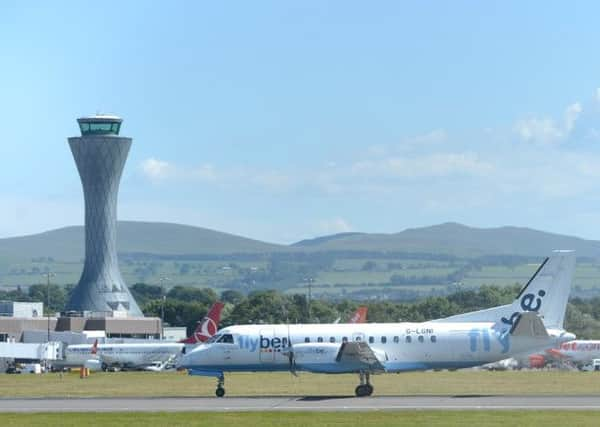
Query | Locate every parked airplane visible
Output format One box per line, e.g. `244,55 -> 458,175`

55,301 -> 224,371
56,339 -> 184,371
180,250 -> 576,397
546,340 -> 600,365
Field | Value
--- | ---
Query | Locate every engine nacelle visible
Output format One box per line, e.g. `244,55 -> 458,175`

292,343 -> 340,373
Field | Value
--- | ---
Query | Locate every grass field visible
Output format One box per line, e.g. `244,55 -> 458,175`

0,370 -> 599,398
2,411 -> 600,427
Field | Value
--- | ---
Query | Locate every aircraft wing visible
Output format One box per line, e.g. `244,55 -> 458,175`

335,341 -> 385,372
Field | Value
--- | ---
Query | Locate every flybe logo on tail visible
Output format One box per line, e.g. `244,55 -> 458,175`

501,289 -> 546,327
238,335 -> 289,352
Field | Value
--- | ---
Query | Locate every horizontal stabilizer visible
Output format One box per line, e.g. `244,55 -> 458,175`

510,312 -> 548,338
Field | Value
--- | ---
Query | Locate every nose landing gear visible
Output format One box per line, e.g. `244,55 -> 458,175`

215,374 -> 225,397
355,371 -> 374,397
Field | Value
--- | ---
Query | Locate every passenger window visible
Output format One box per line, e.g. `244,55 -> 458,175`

369,336 -> 374,344
342,337 -> 348,343
406,336 -> 412,343
418,335 -> 424,343
381,336 -> 387,344
317,337 -> 323,343
393,336 -> 399,343
355,336 -> 362,342
431,335 -> 437,343
329,337 -> 336,343
304,337 -> 310,343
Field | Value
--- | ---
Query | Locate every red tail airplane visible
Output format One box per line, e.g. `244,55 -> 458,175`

180,302 -> 225,344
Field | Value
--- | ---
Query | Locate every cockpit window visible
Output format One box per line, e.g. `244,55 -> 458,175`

217,334 -> 234,344
206,334 -> 221,344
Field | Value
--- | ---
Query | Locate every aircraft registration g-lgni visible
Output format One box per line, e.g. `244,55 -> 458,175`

180,250 -> 577,397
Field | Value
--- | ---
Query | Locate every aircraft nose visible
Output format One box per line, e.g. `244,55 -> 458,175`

177,345 -> 209,369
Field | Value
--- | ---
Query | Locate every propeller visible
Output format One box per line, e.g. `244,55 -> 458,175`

284,324 -> 297,377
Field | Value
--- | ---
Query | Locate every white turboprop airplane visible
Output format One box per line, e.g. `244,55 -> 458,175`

180,250 -> 576,397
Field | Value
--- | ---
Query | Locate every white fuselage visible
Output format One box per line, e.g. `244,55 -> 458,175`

57,343 -> 184,369
180,321 -> 566,374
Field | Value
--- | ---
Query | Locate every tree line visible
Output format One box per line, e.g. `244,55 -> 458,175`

2,283 -> 599,340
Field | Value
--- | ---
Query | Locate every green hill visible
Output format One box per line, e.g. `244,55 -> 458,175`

2,221 -> 600,262
0,221 -> 285,262
293,222 -> 600,258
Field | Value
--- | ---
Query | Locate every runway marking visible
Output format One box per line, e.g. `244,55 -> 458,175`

0,396 -> 599,412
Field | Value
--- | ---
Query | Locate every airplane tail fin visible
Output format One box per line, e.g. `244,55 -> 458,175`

180,302 -> 224,344
349,306 -> 368,324
433,250 -> 575,330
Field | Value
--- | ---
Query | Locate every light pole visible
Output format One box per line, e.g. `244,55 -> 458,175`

304,277 -> 314,322
41,272 -> 55,342
158,276 -> 170,339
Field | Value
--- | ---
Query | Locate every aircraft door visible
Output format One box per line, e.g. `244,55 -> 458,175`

259,329 -> 275,363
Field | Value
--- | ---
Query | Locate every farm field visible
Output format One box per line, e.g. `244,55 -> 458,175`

2,257 -> 600,299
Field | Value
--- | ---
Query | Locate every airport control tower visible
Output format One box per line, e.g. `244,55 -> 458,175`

66,115 -> 142,316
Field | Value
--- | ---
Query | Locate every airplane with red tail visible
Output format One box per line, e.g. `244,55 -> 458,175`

180,302 -> 225,344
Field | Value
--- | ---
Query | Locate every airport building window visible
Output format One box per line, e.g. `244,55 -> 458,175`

431,335 -> 437,343
304,337 -> 310,343
79,120 -> 121,135
406,336 -> 412,343
329,337 -> 336,343
317,337 -> 323,343
393,336 -> 399,343
369,336 -> 374,344
342,337 -> 348,343
418,335 -> 424,343
381,336 -> 387,344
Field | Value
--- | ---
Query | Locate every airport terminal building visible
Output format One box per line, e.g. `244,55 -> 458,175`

0,302 -> 161,343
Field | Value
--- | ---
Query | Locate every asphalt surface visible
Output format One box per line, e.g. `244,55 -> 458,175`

0,395 -> 599,412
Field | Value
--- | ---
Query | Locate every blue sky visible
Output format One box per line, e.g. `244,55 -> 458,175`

2,1 -> 600,243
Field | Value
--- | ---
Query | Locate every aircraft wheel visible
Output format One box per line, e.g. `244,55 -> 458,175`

355,385 -> 369,397
365,384 -> 374,396
216,387 -> 225,398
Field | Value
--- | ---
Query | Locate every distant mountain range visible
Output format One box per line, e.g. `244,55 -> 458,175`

1,221 -> 600,261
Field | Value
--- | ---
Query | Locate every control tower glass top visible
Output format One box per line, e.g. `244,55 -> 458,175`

77,114 -> 123,136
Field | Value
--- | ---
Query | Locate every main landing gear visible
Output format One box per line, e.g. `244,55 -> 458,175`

215,374 -> 225,397
355,371 -> 374,397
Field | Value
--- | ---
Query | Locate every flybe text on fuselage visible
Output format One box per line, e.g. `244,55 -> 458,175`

237,335 -> 290,352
